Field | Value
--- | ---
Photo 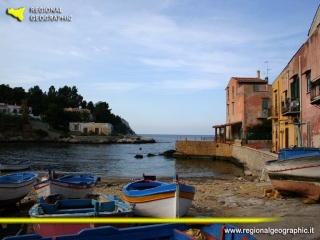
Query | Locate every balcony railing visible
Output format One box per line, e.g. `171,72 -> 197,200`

268,106 -> 278,118
281,98 -> 300,116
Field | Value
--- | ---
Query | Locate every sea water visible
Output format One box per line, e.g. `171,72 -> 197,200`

0,134 -> 243,178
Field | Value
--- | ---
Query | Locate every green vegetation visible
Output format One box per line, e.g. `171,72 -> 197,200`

0,84 -> 135,135
245,119 -> 272,140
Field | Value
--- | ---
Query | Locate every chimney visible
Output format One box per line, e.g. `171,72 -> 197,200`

257,70 -> 260,79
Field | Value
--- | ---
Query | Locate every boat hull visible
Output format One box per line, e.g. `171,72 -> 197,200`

122,177 -> 195,218
0,161 -> 31,171
34,173 -> 97,199
268,176 -> 320,200
0,172 -> 38,207
128,194 -> 194,218
266,151 -> 320,200
2,223 -> 256,240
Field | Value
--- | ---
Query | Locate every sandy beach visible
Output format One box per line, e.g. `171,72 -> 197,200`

2,175 -> 319,240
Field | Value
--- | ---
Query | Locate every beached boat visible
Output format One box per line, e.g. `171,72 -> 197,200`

266,147 -> 320,200
0,172 -> 38,207
33,169 -> 98,199
0,160 -> 31,171
122,174 -> 195,218
2,223 -> 256,240
29,193 -> 135,237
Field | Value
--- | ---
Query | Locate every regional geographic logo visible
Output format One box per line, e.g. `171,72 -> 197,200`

6,7 -> 72,22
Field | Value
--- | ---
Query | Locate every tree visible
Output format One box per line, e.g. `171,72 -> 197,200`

13,87 -> 26,105
27,86 -> 44,116
57,86 -> 83,108
93,102 -> 111,123
246,119 -> 272,140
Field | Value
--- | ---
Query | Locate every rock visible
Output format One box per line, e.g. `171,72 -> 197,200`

244,170 -> 253,176
134,154 -> 143,159
162,149 -> 176,157
147,153 -> 156,157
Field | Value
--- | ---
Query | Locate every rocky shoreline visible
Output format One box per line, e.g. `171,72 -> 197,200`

0,133 -> 156,144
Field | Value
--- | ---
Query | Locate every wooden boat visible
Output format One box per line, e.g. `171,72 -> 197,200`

2,223 -> 256,240
266,147 -> 320,200
33,169 -> 98,199
0,172 -> 38,207
122,174 -> 195,218
0,160 -> 31,171
29,193 -> 135,237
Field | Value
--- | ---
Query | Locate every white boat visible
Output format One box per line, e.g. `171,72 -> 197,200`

33,169 -> 98,199
122,174 -> 195,218
0,172 -> 38,207
0,160 -> 31,171
266,147 -> 320,200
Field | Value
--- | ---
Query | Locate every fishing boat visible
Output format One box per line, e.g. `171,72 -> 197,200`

2,223 -> 256,240
29,193 -> 135,237
33,169 -> 98,199
266,117 -> 320,200
122,174 -> 195,218
0,172 -> 38,207
0,160 -> 31,171
266,147 -> 320,200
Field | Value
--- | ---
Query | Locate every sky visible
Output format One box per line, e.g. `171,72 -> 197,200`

0,1 -> 319,135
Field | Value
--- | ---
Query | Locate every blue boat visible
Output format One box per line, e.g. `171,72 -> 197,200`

33,169 -> 98,199
0,172 -> 38,207
3,223 -> 256,240
29,193 -> 135,237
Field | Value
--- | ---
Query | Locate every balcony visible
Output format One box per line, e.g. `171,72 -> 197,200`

310,79 -> 320,104
268,106 -> 278,119
281,98 -> 300,116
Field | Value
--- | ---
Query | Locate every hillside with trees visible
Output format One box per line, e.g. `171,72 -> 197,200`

0,84 -> 135,136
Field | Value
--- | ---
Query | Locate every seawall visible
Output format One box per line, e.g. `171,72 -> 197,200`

175,140 -> 277,179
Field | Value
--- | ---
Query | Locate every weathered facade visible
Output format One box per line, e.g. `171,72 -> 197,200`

219,71 -> 272,141
69,122 -> 113,135
268,70 -> 296,153
272,5 -> 320,148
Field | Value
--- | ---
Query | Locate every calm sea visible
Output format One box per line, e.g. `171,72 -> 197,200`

0,134 -> 243,178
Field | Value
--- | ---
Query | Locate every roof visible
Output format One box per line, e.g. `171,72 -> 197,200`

308,4 -> 320,37
231,77 -> 268,84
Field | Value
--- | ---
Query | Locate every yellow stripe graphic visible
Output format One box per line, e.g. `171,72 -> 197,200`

0,217 -> 280,224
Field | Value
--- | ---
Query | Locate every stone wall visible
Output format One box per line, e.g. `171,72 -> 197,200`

175,140 -> 235,158
175,140 -> 278,178
232,145 -> 277,174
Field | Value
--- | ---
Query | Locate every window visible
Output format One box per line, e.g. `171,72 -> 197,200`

291,75 -> 299,98
227,88 -> 229,101
306,72 -> 311,93
262,99 -> 269,117
232,102 -> 234,115
232,86 -> 234,99
227,104 -> 229,116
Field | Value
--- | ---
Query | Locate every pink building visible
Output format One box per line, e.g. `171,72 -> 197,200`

279,5 -> 320,147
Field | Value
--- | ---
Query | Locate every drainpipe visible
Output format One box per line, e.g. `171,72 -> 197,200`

299,56 -> 302,147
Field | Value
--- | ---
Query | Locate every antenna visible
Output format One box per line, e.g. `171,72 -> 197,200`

264,61 -> 273,79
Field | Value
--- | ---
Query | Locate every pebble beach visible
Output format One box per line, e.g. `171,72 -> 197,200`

1,175 -> 319,240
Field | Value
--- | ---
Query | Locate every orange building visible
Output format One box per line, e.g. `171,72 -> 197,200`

213,71 -> 272,142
